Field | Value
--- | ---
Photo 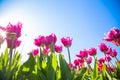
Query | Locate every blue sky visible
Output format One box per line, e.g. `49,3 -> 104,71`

0,0 -> 120,63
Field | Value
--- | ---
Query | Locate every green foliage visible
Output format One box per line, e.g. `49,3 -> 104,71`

0,47 -> 120,80
74,67 -> 87,80
0,48 -> 21,80
59,54 -> 73,80
93,57 -> 98,80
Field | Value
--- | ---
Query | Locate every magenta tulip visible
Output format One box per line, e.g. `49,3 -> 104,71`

61,37 -> 72,48
32,48 -> 39,56
89,47 -> 97,56
86,57 -> 92,64
34,35 -> 46,47
98,43 -> 108,53
54,44 -> 62,53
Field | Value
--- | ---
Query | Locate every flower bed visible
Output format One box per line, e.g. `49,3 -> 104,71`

0,22 -> 120,80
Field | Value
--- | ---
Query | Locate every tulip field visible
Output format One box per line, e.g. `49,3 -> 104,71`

0,22 -> 120,80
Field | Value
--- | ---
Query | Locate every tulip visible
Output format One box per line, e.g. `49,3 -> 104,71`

105,46 -> 112,55
45,33 -> 57,46
78,58 -> 84,64
43,46 -> 50,56
105,55 -> 111,62
79,49 -> 88,58
110,49 -> 117,57
89,47 -> 97,56
86,57 -> 92,64
32,48 -> 39,56
61,37 -> 72,64
34,35 -> 46,47
61,37 -> 72,48
98,57 -> 105,64
74,59 -> 79,66
6,22 -> 22,38
98,43 -> 108,53
54,44 -> 62,53
103,27 -> 120,46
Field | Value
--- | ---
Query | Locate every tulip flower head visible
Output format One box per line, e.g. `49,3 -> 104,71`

54,44 -> 62,53
98,43 -> 108,53
89,47 -> 97,56
110,49 -> 117,57
79,49 -> 88,58
61,37 -> 72,48
98,57 -> 105,64
0,22 -> 22,49
45,33 -> 57,46
34,35 -> 46,47
32,48 -> 39,56
86,57 -> 92,64
105,55 -> 111,62
103,27 -> 120,46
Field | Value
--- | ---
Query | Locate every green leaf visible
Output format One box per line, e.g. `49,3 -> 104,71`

37,68 -> 47,80
101,63 -> 106,77
22,53 -> 35,71
93,57 -> 98,80
56,68 -> 61,80
106,71 -> 112,80
52,53 -> 58,71
42,59 -> 47,69
59,54 -> 72,80
74,67 -> 87,80
17,53 -> 36,79
116,61 -> 120,79
46,53 -> 56,80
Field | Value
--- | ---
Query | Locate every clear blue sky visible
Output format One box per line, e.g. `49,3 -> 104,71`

0,0 -> 120,63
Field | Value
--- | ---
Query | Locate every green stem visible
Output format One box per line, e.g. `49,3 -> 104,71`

67,47 -> 71,64
9,40 -> 14,66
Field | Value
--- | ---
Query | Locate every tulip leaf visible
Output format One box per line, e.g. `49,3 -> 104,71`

59,54 -> 72,80
46,53 -> 56,80
93,57 -> 98,79
74,67 -> 87,80
52,52 -> 58,71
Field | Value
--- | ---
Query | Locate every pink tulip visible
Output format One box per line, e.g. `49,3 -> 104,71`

105,46 -> 112,55
78,58 -> 84,64
74,59 -> 79,66
61,37 -> 72,48
103,27 -> 120,41
79,49 -> 88,58
43,46 -> 50,56
105,55 -> 111,62
32,48 -> 39,56
103,27 -> 120,46
107,65 -> 115,72
98,57 -> 105,64
34,35 -> 46,47
98,63 -> 103,71
0,22 -> 22,49
86,57 -> 92,64
89,47 -> 97,56
98,43 -> 108,53
45,33 -> 57,46
110,49 -> 117,57
54,44 -> 62,53
6,22 -> 22,38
